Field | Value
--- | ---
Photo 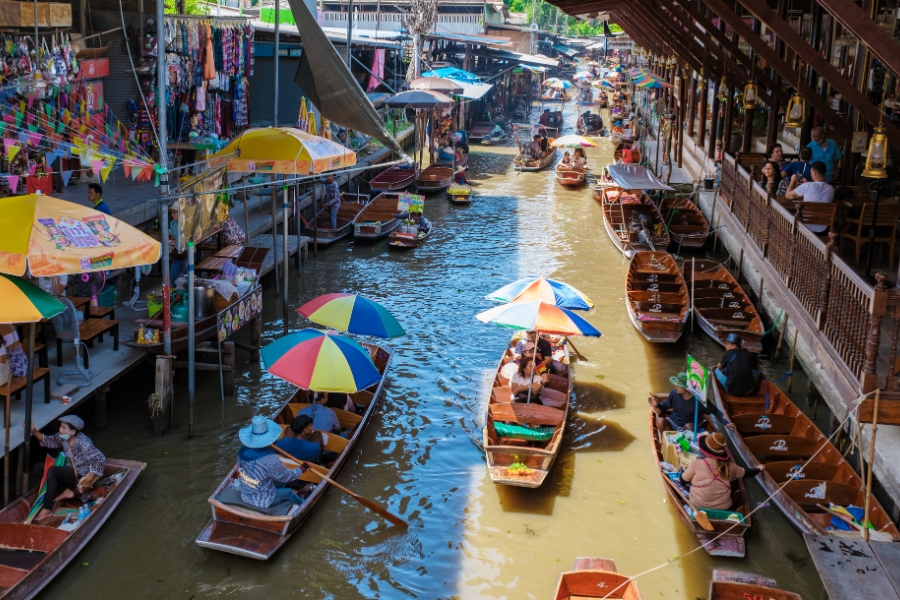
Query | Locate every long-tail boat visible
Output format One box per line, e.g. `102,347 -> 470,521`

447,185 -> 473,205
415,164 -> 454,194
708,569 -> 802,600
555,168 -> 587,186
196,343 -> 392,559
601,189 -> 670,258
514,144 -> 558,172
660,197 -> 709,249
552,557 -> 642,599
712,377 -> 900,542
0,459 -> 145,600
352,192 -> 404,242
614,142 -> 641,164
369,164 -> 419,193
681,260 -> 764,353
626,252 -> 689,343
483,337 -> 571,488
468,121 -> 496,143
304,197 -> 368,246
649,406 -> 751,557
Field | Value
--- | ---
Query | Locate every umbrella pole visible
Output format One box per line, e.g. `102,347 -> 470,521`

271,186 -> 280,295
283,182 -> 290,336
243,185 -> 250,240
188,242 -> 195,439
690,256 -> 695,334
22,323 -> 36,493
4,377 -> 11,506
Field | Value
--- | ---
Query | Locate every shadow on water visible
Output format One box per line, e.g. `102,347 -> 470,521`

469,150 -> 515,177
573,380 -> 627,411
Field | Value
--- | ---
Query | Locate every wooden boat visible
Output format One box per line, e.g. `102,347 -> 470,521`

388,220 -> 432,249
352,192 -> 404,242
468,121 -> 495,142
555,168 -> 587,186
196,343 -> 393,559
303,199 -> 368,246
600,188 -> 670,258
649,407 -> 751,557
369,164 -> 419,192
681,260 -> 764,353
577,116 -> 603,135
0,459 -> 145,599
541,92 -> 571,102
552,557 -> 642,599
626,251 -> 689,343
660,197 -> 709,249
614,142 -> 641,164
712,377 -> 900,542
482,336 -> 571,488
416,164 -> 454,194
708,569 -> 802,600
447,185 -> 473,205
480,130 -> 508,145
515,144 -> 557,172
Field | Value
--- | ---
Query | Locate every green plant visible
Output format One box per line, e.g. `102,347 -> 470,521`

165,0 -> 209,15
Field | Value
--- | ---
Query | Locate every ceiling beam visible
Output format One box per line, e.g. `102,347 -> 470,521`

814,0 -> 900,79
696,0 -> 854,140
621,3 -> 707,74
734,0 -> 900,147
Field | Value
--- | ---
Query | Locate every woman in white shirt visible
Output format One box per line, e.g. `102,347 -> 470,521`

509,357 -> 549,403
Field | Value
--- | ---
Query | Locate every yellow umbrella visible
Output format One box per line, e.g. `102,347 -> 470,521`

307,113 -> 318,136
0,194 -> 161,277
211,127 -> 354,174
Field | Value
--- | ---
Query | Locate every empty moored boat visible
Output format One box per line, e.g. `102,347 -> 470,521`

626,251 -> 689,343
552,557 -> 643,599
707,569 -> 802,600
352,192 -> 404,242
660,197 -> 709,249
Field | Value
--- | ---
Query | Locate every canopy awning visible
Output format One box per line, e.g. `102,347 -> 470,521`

451,80 -> 494,100
608,164 -> 675,191
552,43 -> 579,58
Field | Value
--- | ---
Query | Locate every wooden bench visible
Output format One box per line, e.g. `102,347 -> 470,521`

277,424 -> 349,454
87,305 -> 116,320
57,318 -> 119,369
0,368 -> 52,403
19,339 -> 48,368
286,403 -> 362,431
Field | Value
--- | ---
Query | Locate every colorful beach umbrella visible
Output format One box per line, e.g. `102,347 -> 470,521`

574,71 -> 595,80
261,329 -> 381,393
550,80 -> 574,90
0,194 -> 161,277
0,275 -> 66,323
476,302 -> 601,337
211,127 -> 355,175
297,293 -> 405,338
551,135 -> 598,148
24,454 -> 67,523
486,277 -> 595,311
593,79 -> 616,89
542,78 -> 562,87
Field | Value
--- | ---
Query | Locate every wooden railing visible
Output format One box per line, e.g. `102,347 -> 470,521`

718,154 -> 889,393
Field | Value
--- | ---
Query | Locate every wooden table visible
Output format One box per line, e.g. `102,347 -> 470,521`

196,256 -> 232,273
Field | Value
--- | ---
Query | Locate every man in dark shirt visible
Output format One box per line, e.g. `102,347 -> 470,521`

649,372 -> 735,432
87,183 -> 111,215
714,334 -> 761,396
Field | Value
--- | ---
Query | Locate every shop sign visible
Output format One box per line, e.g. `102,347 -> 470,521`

76,58 -> 110,80
218,285 -> 263,340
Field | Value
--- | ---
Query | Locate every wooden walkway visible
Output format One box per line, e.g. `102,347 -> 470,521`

804,533 -> 900,600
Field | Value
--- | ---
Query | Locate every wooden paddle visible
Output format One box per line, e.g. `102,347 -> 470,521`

815,504 -> 894,542
565,337 -> 587,361
269,444 -> 408,528
661,474 -> 715,531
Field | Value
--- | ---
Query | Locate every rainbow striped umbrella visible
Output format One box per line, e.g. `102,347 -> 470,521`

0,274 -> 65,323
297,293 -> 405,338
486,277 -> 595,311
476,302 -> 601,337
261,328 -> 381,393
24,453 -> 66,523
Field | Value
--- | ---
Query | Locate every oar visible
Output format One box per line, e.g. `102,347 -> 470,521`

565,337 -> 587,361
269,444 -> 408,528
815,504 -> 894,542
661,475 -> 714,531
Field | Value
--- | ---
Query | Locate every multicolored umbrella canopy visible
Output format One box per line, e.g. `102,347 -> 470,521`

476,302 -> 601,336
0,194 -> 161,277
211,127 -> 356,175
593,79 -> 617,89
551,135 -> 598,148
0,274 -> 66,323
573,71 -> 595,80
297,293 -> 405,338
261,329 -> 381,393
486,277 -> 595,311
550,80 -> 574,89
635,79 -> 671,89
542,78 -> 562,86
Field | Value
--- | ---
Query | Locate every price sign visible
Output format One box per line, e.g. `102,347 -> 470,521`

397,193 -> 424,213
686,355 -> 709,403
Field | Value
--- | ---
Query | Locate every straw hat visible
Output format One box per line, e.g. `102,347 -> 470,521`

239,416 -> 281,449
669,372 -> 688,388
698,432 -> 731,461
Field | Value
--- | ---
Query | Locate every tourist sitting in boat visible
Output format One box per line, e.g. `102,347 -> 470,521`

29,415 -> 106,523
297,393 -> 344,435
523,135 -> 543,161
516,333 -> 555,369
453,167 -> 470,185
276,415 -> 322,464
573,148 -> 587,169
324,174 -> 341,230
558,151 -> 573,169
714,334 -> 761,396
679,432 -> 763,511
237,416 -> 309,509
551,88 -> 561,100
509,356 -> 549,404
325,391 -> 355,413
649,372 -> 735,432
539,109 -> 551,127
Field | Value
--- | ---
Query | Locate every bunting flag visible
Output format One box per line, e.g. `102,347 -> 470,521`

46,152 -> 62,166
26,113 -> 34,124
26,94 -> 34,108
100,166 -> 112,182
56,121 -> 65,134
5,175 -> 19,192
0,123 -> 5,135
18,100 -> 24,113
7,145 -> 20,161
60,170 -> 73,187
29,133 -> 42,146
26,124 -> 38,133
14,113 -> 23,128
123,163 -> 132,178
17,133 -> 29,145
131,166 -> 141,181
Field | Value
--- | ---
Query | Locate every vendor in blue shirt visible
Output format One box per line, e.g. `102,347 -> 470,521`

781,146 -> 813,182
275,414 -> 323,464
648,372 -> 736,433
808,127 -> 841,183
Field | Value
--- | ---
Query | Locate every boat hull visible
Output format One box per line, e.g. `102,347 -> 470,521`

556,170 -> 586,186
370,165 -> 419,192
515,147 -> 558,172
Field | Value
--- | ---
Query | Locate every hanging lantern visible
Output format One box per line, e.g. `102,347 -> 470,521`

682,63 -> 690,80
742,80 -> 760,109
716,76 -> 727,102
697,67 -> 706,91
784,71 -> 805,128
863,127 -> 888,179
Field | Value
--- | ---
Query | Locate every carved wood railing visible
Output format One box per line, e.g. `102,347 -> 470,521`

717,154 -> 888,393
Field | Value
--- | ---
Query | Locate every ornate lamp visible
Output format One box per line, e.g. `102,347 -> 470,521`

716,76 -> 727,102
682,62 -> 690,81
784,69 -> 806,128
742,59 -> 760,109
697,67 -> 706,91
863,91 -> 889,179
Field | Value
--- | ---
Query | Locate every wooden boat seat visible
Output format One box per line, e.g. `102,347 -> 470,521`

631,302 -> 687,315
693,298 -> 752,310
277,424 -> 349,454
630,273 -> 681,283
489,402 -> 565,427
0,523 -> 68,552
0,563 -> 29,589
287,403 -> 362,430
744,435 -> 821,458
764,460 -> 839,482
731,413 -> 796,435
628,291 -> 687,304
629,282 -> 685,293
784,480 -> 861,507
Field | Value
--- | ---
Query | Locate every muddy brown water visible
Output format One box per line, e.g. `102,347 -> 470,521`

43,100 -> 826,599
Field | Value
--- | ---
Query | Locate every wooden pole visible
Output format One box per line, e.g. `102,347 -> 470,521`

774,313 -> 789,361
187,242 -> 195,439
788,328 -> 799,392
4,378 -> 10,505
691,256 -> 696,333
736,247 -> 744,282
863,389 -> 880,542
271,187 -> 280,294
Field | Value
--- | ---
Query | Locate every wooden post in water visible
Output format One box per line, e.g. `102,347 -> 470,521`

736,248 -> 744,283
788,328 -> 799,392
863,389 -> 880,542
774,313 -> 790,361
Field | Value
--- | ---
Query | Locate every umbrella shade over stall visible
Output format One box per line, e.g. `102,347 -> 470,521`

297,293 -> 405,338
0,194 -> 161,277
476,301 -> 601,336
485,277 -> 595,311
210,127 -> 357,174
261,329 -> 381,393
0,275 -> 65,323
542,78 -> 562,87
550,81 -> 574,89
593,80 -> 616,89
425,67 -> 481,83
551,135 -> 598,148
383,90 -> 455,109
409,77 -> 464,95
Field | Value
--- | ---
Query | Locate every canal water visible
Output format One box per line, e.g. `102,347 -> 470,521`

47,98 -> 826,599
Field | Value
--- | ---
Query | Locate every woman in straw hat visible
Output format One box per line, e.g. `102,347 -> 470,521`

649,372 -> 735,433
236,416 -> 310,509
679,432 -> 763,511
